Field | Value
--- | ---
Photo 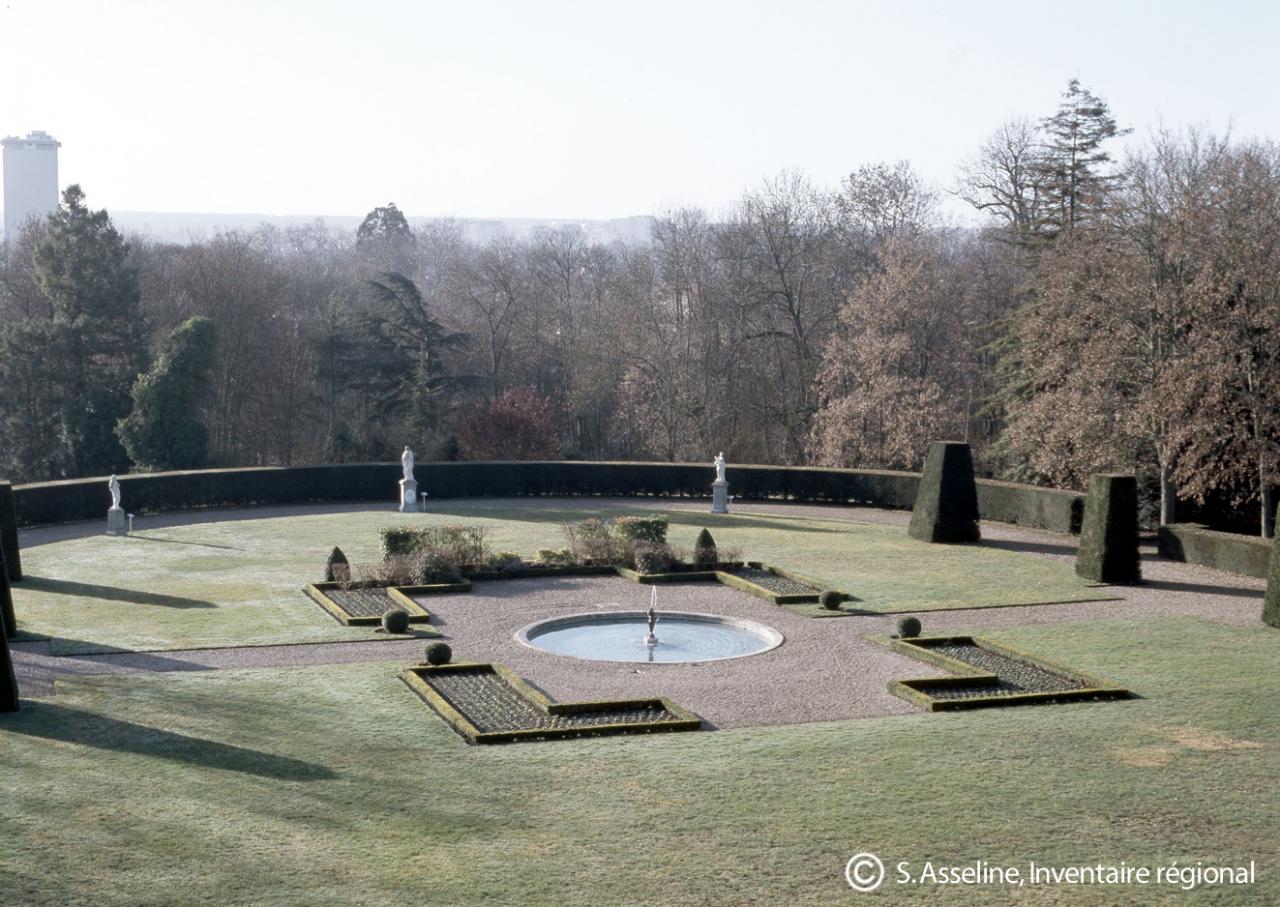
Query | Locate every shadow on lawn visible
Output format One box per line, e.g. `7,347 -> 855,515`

3,701 -> 337,781
21,576 -> 216,609
129,535 -> 244,551
427,504 -> 844,535
979,538 -> 1078,557
1139,579 -> 1264,599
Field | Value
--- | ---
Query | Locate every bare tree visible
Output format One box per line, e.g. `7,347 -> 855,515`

811,232 -> 978,469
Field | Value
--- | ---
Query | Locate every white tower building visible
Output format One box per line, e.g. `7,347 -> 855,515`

2,130 -> 61,241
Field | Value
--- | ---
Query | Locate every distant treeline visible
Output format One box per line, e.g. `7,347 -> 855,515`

1,80 -> 1277,533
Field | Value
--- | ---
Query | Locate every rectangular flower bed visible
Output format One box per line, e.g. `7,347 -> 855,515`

400,662 -> 703,744
305,581 -> 453,627
886,635 -> 1131,711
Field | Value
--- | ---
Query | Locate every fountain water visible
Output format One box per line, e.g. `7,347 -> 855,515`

516,585 -> 783,665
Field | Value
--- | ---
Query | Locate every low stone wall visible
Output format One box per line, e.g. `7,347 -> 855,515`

8,460 -> 1081,534
1157,523 -> 1272,579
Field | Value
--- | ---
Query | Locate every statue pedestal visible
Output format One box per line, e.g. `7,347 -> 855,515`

711,480 -> 729,514
399,479 -> 419,513
106,507 -> 127,536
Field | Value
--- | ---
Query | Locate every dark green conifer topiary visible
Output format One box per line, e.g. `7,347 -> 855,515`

694,528 -> 717,566
0,482 -> 21,581
1263,504 -> 1280,629
819,590 -> 844,610
0,546 -> 16,709
1074,474 -> 1140,584
0,537 -> 14,639
0,630 -> 16,712
896,615 -> 922,638
324,546 -> 350,582
908,442 -> 980,544
424,641 -> 452,665
382,608 -> 410,634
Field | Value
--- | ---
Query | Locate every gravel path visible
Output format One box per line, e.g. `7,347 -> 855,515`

9,499 -> 1270,729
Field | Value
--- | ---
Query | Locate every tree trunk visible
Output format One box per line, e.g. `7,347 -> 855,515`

1159,462 -> 1177,526
1261,461 -> 1275,539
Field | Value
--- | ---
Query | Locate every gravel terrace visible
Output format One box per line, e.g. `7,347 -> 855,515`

9,499 -> 1269,730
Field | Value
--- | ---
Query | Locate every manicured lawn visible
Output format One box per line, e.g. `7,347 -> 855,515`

2,617 -> 1276,905
11,501 -> 1109,654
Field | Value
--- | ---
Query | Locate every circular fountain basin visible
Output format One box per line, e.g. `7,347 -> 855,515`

516,610 -> 784,664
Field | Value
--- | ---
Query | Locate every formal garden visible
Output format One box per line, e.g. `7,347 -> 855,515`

1,448 -> 1277,905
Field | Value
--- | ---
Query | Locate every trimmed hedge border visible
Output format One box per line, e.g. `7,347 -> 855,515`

400,662 -> 702,745
9,460 -> 1086,534
1157,523 -> 1272,579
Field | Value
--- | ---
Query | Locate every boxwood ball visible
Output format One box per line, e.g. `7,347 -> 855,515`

382,608 -> 411,634
896,615 -> 922,638
424,641 -> 452,665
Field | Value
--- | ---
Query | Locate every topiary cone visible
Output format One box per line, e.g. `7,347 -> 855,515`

908,442 -> 980,544
0,545 -> 16,710
1075,474 -> 1140,584
1264,503 -> 1280,629
0,483 -> 21,581
0,537 -> 14,640
694,528 -> 717,565
324,546 -> 350,582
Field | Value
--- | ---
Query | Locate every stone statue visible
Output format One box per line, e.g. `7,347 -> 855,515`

401,446 -> 415,483
105,475 -> 126,535
711,452 -> 729,514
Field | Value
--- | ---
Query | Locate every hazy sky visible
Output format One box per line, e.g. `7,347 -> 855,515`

3,0 -> 1278,221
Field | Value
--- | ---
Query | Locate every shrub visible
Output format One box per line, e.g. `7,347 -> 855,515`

717,544 -> 743,565
356,557 -> 413,587
819,590 -> 844,610
324,546 -> 350,583
380,525 -> 490,565
382,608 -> 410,634
693,528 -> 718,566
410,548 -> 464,585
534,547 -> 575,566
381,527 -> 424,561
633,542 -> 674,574
424,641 -> 452,665
562,518 -> 623,564
896,615 -> 922,638
486,551 -> 524,572
435,525 -> 490,566
613,515 -> 669,545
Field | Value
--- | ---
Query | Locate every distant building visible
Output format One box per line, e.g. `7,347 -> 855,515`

2,130 -> 61,241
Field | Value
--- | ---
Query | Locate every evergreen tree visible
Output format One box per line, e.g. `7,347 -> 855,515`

117,317 -> 217,470
2,188 -> 148,478
364,272 -> 469,452
1032,79 -> 1130,239
356,203 -> 416,274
